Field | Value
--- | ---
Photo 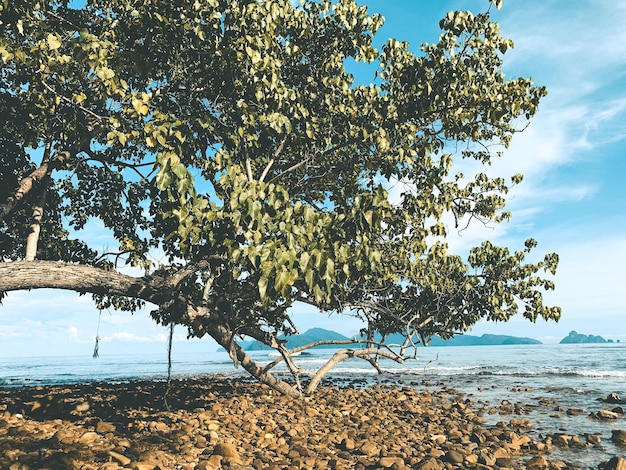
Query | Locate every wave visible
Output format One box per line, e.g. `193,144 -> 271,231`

480,369 -> 626,379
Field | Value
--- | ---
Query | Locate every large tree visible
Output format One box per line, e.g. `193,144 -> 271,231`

0,0 -> 560,396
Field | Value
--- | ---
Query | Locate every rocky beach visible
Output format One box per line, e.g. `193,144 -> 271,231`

0,376 -> 625,470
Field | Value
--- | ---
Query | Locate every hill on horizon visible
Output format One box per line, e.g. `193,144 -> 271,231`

381,332 -> 542,347
227,328 -> 542,351
242,327 -> 352,351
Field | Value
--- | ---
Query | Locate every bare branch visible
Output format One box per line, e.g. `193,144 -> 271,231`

258,159 -> 274,183
306,348 -> 405,394
245,158 -> 254,182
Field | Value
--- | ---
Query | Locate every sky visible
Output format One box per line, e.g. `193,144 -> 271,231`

1,0 -> 625,358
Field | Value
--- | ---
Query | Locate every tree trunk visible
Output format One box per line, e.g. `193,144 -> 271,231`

24,178 -> 49,261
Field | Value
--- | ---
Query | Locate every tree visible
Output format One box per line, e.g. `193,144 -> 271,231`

0,0 -> 560,396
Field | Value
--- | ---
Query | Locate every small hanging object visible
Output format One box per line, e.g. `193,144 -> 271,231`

93,335 -> 100,358
93,309 -> 102,359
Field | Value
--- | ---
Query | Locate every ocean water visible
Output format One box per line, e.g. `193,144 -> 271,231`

1,343 -> 625,467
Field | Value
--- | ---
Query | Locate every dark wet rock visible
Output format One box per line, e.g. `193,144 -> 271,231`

584,433 -> 602,447
443,449 -> 465,464
612,430 -> 626,446
525,455 -> 549,469
591,409 -> 621,420
598,456 -> 626,470
601,393 -> 626,404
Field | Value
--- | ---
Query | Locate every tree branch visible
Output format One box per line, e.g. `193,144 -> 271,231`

306,348 -> 405,394
0,261 -> 166,305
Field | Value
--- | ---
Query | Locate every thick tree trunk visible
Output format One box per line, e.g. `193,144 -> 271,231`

0,153 -> 67,222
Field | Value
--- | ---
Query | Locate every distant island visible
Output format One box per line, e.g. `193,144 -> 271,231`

244,328 -> 350,351
383,332 -> 542,347
229,328 -> 543,351
559,330 -> 612,344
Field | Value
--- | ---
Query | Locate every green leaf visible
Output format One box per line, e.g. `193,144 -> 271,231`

46,33 -> 62,50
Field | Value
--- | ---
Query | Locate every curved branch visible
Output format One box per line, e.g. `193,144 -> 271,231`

306,348 -> 405,394
261,338 -> 367,373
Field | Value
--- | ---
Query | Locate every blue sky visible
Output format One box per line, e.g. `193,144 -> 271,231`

1,0 -> 625,358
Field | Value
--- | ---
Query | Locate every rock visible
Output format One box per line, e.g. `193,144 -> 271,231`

509,418 -> 532,428
377,456 -> 405,468
196,457 -> 222,470
584,433 -> 602,446
569,435 -> 588,448
443,449 -> 465,465
77,431 -> 99,444
415,457 -> 444,470
510,435 -> 531,449
108,451 -> 131,466
495,457 -> 516,468
212,443 -> 239,459
74,401 -> 90,413
359,441 -> 380,457
594,409 -> 622,420
598,456 -> 626,470
491,447 -> 510,459
96,421 -> 117,433
602,393 -> 625,404
525,455 -> 548,469
52,428 -> 75,445
100,464 -> 121,470
612,430 -> 626,446
551,433 -> 572,447
478,450 -> 496,466
131,463 -> 157,470
340,437 -> 355,451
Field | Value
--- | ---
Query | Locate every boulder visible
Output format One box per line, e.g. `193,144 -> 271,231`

525,455 -> 548,469
602,393 -> 625,404
612,430 -> 626,446
598,456 -> 626,470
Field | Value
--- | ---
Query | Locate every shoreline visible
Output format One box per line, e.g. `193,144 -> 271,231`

1,377 -> 624,469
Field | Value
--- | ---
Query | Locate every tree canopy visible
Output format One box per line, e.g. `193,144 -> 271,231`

0,0 -> 560,396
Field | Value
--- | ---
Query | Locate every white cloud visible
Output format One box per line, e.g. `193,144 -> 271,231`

104,331 -> 168,343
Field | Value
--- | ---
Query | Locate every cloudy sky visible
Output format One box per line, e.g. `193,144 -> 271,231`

1,0 -> 625,358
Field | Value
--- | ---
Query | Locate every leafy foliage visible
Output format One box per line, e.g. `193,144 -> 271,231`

0,0 -> 560,393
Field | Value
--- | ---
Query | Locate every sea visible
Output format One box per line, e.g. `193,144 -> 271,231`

1,343 -> 625,468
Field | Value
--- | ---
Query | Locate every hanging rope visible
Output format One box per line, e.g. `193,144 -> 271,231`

93,309 -> 102,358
163,322 -> 175,411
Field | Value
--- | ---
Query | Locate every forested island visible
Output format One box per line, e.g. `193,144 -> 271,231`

559,330 -> 616,344
236,328 -> 542,351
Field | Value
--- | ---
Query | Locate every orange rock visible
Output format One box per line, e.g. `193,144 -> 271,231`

212,442 -> 239,458
108,450 -> 131,466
